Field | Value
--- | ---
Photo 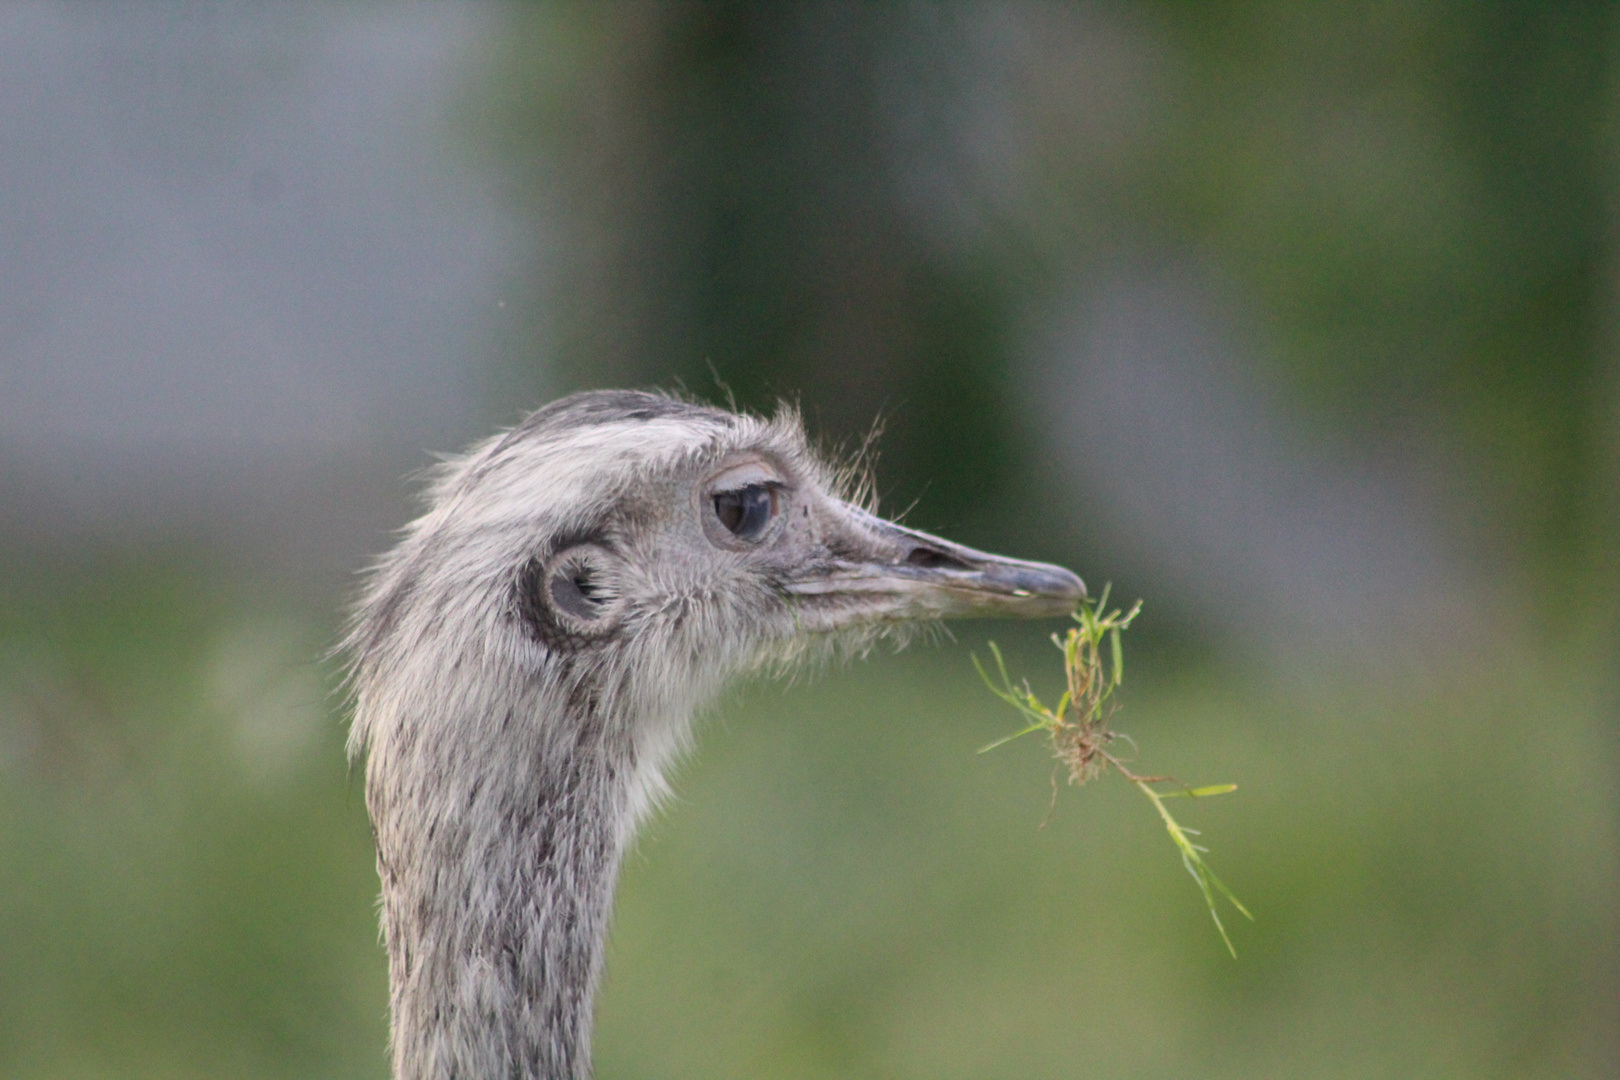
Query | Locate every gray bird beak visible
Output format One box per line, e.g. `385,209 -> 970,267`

782,505 -> 1085,627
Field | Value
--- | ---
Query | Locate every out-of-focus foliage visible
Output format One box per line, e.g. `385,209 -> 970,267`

598,645 -> 1615,1080
485,1 -> 1620,612
1139,2 -> 1618,610
480,4 -> 1026,535
4,564 -> 1609,1078
0,558 -> 386,1079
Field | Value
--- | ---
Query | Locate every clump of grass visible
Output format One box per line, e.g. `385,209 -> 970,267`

975,587 -> 1253,956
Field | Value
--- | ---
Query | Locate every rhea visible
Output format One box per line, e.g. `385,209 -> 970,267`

344,390 -> 1084,1079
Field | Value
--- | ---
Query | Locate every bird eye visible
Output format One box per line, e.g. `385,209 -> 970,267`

712,484 -> 777,540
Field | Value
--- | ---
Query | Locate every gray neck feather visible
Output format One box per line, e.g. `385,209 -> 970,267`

368,683 -> 639,1080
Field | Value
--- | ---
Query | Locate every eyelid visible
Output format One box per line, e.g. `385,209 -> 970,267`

706,460 -> 785,493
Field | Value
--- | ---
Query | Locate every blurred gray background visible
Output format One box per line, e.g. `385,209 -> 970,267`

1,3 -> 1614,1078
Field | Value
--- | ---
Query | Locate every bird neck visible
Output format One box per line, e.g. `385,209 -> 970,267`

372,695 -> 641,1080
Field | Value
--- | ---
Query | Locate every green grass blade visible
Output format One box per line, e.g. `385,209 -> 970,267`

975,589 -> 1248,956
977,719 -> 1056,754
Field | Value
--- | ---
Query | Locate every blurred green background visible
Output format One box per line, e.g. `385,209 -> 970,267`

0,3 -> 1615,1078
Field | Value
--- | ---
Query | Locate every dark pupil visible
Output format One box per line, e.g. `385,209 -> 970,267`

713,484 -> 774,539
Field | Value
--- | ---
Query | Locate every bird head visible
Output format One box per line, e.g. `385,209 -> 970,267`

346,390 -> 1082,806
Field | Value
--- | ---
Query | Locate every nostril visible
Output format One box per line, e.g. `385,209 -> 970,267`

905,547 -> 972,571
